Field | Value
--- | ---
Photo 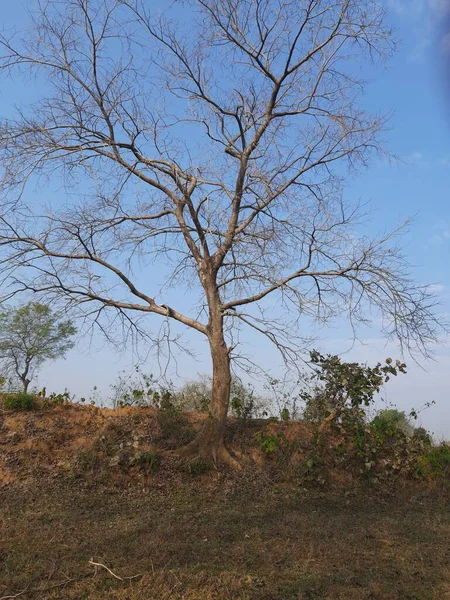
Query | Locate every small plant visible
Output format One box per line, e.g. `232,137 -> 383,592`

256,431 -> 286,454
2,392 -> 34,411
75,450 -> 99,471
134,450 -> 161,474
184,457 -> 211,475
41,390 -> 71,409
280,408 -> 290,422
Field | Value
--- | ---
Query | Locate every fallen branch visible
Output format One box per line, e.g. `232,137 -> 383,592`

88,559 -> 142,581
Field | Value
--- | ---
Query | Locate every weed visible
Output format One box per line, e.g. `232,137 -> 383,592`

133,450 -> 161,474
184,457 -> 211,475
280,408 -> 290,422
75,450 -> 100,472
256,431 -> 286,454
2,392 -> 34,411
41,390 -> 71,409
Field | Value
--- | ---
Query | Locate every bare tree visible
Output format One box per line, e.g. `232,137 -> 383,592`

0,0 -> 440,466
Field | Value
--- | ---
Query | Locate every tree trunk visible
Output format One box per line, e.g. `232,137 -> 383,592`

21,376 -> 30,393
179,316 -> 240,469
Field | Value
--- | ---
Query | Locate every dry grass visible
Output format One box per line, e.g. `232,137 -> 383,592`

1,479 -> 449,599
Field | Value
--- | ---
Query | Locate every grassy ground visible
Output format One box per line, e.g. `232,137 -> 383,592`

0,403 -> 449,599
1,477 -> 449,600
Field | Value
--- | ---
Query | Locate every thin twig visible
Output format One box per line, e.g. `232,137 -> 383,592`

88,559 -> 142,581
0,576 -> 79,600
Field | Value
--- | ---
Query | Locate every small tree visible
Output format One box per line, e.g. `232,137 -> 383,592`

0,302 -> 76,392
301,351 -> 407,428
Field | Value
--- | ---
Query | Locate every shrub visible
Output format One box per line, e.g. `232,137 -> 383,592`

230,378 -> 268,420
41,390 -> 71,409
371,409 -> 413,437
156,393 -> 196,446
2,392 -> 34,411
423,444 -> 450,477
412,427 -> 433,446
301,351 -> 407,426
176,375 -> 211,412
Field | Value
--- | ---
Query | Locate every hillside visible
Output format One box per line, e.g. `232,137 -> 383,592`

0,401 -> 449,599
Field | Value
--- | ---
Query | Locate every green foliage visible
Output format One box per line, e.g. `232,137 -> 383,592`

2,392 -> 34,411
230,378 -> 268,420
371,409 -> 413,436
412,427 -> 433,446
302,351 -> 407,425
280,408 -> 290,422
0,302 -> 76,391
256,431 -> 286,454
421,444 -> 450,477
155,392 -> 196,445
264,376 -> 302,421
230,379 -> 255,420
41,390 -> 71,409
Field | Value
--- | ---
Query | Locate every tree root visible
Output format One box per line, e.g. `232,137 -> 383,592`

175,437 -> 242,470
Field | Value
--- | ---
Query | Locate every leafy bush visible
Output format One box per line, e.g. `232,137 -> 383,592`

412,427 -> 433,446
111,367 -> 171,408
230,378 -> 268,420
371,409 -> 413,437
2,392 -> 34,411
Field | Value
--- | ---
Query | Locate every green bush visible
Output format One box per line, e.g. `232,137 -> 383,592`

411,427 -> 433,446
2,392 -> 35,411
423,444 -> 450,477
371,409 -> 413,437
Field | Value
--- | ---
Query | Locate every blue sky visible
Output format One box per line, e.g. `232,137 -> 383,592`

1,1 -> 449,437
